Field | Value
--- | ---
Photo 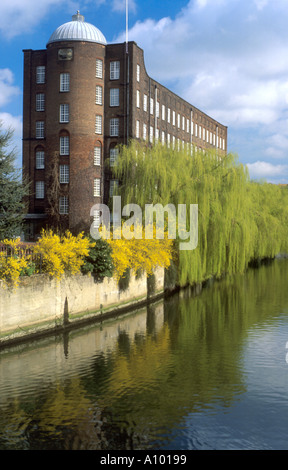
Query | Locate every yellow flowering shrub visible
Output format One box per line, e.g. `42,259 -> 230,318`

105,224 -> 174,279
0,252 -> 29,287
0,238 -> 31,287
33,230 -> 94,278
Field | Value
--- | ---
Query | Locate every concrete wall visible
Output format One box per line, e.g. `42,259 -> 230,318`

0,267 -> 165,341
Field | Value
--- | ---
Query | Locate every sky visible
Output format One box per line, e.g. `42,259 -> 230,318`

1,0 -> 288,183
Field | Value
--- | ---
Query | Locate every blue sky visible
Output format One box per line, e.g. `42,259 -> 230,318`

1,0 -> 288,183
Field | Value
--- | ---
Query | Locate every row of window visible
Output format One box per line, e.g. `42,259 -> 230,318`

35,179 -> 118,219
135,119 -> 225,150
95,116 -> 119,136
36,101 -> 70,125
35,141 -> 101,161
35,58 -> 123,86
138,91 -> 221,135
35,145 -> 117,170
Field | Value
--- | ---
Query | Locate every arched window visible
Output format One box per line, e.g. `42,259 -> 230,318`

94,141 -> 102,166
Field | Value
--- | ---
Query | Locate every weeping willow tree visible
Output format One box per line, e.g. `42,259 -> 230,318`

111,140 -> 288,287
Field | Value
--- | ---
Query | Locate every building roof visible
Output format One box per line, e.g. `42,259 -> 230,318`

47,11 -> 107,46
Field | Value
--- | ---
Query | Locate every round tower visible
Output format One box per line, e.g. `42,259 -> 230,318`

45,11 -> 107,232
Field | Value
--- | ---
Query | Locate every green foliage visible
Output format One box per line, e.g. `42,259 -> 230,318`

113,140 -> 288,287
0,123 -> 29,240
81,237 -> 114,282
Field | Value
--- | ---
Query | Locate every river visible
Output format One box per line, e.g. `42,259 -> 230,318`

1,258 -> 288,450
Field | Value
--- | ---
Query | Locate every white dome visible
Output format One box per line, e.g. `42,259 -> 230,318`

47,12 -> 107,46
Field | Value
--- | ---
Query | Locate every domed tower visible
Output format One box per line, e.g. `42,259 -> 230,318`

23,12 -> 107,236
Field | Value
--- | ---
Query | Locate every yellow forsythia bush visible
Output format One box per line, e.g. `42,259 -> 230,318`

33,230 -> 94,278
0,238 -> 30,287
104,224 -> 174,279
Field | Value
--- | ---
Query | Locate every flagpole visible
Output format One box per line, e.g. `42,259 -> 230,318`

126,0 -> 128,53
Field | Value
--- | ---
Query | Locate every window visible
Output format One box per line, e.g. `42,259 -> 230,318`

109,180 -> 118,197
187,119 -> 189,133
110,88 -> 119,107
178,114 -> 180,128
110,147 -> 118,166
143,123 -> 147,141
95,115 -> 102,134
59,165 -> 69,183
94,145 -> 101,166
96,86 -> 103,105
60,104 -> 69,123
143,94 -> 148,112
162,105 -> 165,121
36,121 -> 44,139
110,118 -> 119,136
35,181 -> 44,199
110,61 -> 120,80
161,131 -> 165,145
93,209 -> 100,229
94,178 -> 101,197
136,120 -> 140,138
36,66 -> 45,84
60,136 -> 69,155
136,90 -> 140,108
150,98 -> 154,115
137,64 -> 140,82
59,196 -> 68,214
36,150 -> 45,169
203,128 -> 205,141
167,133 -> 171,148
182,116 -> 185,131
150,126 -> 154,144
96,59 -> 103,79
60,73 -> 70,92
173,111 -> 176,126
167,108 -> 171,123
36,93 -> 45,111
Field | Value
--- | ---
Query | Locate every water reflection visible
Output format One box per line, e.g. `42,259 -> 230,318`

1,259 -> 288,449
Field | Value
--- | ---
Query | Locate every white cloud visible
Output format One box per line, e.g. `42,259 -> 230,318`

247,161 -> 288,181
0,69 -> 20,107
0,0 -> 64,38
112,0 -> 136,13
0,112 -> 22,136
0,66 -> 22,164
118,0 -> 288,128
0,112 -> 23,167
115,0 -> 288,183
254,0 -> 268,10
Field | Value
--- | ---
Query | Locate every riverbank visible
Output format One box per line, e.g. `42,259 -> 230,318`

0,268 -> 166,349
1,255 -> 280,350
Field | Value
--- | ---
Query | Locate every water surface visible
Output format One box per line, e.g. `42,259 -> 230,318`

1,259 -> 288,450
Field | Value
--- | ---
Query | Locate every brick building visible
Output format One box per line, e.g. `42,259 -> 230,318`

22,11 -> 227,239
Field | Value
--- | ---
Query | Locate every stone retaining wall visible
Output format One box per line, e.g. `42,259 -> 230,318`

0,268 -> 165,343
